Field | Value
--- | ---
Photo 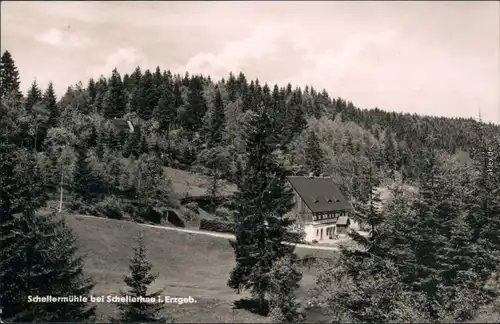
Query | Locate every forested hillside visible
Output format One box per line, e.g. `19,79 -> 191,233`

2,46 -> 500,323
1,49 -> 499,217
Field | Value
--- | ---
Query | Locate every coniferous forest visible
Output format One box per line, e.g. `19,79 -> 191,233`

1,47 -> 500,323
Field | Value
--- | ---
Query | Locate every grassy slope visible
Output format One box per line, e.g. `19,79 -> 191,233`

163,167 -> 238,198
66,215 -> 332,322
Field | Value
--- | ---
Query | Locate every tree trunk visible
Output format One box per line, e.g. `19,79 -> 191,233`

59,168 -> 64,213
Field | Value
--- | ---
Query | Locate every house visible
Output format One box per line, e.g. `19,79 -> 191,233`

286,175 -> 353,242
109,118 -> 135,133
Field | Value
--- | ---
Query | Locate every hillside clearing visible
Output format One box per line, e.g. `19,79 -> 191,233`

65,214 -> 334,322
163,166 -> 238,198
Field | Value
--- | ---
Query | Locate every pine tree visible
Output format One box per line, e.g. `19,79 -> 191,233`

139,69 -> 156,120
127,67 -> 144,114
0,50 -> 22,99
102,68 -> 126,118
87,78 -> 97,108
1,211 -> 96,322
43,81 -> 59,127
206,87 -> 226,148
92,76 -> 108,114
353,179 -> 382,236
181,76 -> 207,134
25,80 -> 43,113
285,92 -> 307,142
228,103 -> 297,310
0,135 -> 94,321
72,145 -> 103,203
226,72 -> 238,101
268,256 -> 305,323
153,66 -> 164,104
304,130 -> 324,176
152,83 -> 176,135
383,132 -> 398,179
113,233 -> 170,323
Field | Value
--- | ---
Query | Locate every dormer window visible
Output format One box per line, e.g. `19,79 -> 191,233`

314,197 -> 319,203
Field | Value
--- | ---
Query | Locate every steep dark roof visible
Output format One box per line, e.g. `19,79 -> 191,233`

109,119 -> 134,132
287,176 -> 352,213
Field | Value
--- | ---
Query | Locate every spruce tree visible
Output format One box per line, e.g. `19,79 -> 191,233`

352,154 -> 383,235
383,132 -> 398,179
0,137 -> 94,321
180,76 -> 207,134
268,256 -> 305,323
43,81 -> 59,128
102,68 -> 126,119
152,83 -> 176,135
0,50 -> 22,99
25,80 -> 43,113
285,92 -> 306,143
228,103 -> 297,310
206,87 -> 226,148
1,211 -> 96,322
304,129 -> 324,176
113,233 -> 170,323
72,145 -> 103,203
139,69 -> 155,120
87,78 -> 97,107
127,67 -> 144,114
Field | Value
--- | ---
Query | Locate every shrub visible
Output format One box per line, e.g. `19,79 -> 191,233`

135,205 -> 163,224
199,219 -> 234,233
122,203 -> 138,217
215,206 -> 235,222
165,209 -> 185,227
95,197 -> 123,219
283,231 -> 306,244
185,201 -> 198,212
180,205 -> 198,222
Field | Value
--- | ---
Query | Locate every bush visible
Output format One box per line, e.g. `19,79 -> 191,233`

185,201 -> 199,212
180,205 -> 198,222
199,219 -> 234,233
122,203 -> 138,217
95,197 -> 123,219
135,205 -> 163,224
215,206 -> 235,222
165,209 -> 185,227
283,231 -> 306,244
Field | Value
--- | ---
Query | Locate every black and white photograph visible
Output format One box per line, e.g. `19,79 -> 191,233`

1,1 -> 499,323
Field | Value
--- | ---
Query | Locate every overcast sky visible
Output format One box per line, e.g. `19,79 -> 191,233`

1,1 -> 499,123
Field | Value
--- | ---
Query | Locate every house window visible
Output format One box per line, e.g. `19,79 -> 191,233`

316,229 -> 319,237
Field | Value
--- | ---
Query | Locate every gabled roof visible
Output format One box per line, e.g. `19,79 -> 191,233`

109,118 -> 134,133
287,176 -> 352,213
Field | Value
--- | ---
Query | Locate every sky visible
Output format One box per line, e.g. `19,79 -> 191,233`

1,1 -> 499,124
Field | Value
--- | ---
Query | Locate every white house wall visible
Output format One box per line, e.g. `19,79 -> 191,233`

304,223 -> 338,242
